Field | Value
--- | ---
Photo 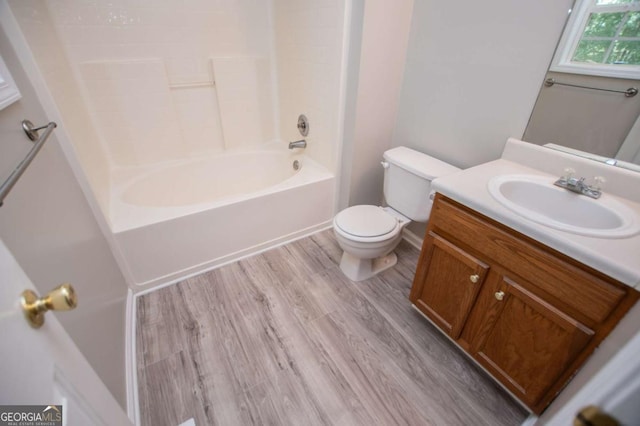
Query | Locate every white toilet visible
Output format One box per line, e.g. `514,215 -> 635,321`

333,146 -> 460,281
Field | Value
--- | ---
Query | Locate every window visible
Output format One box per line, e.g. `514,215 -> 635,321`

551,0 -> 640,79
0,55 -> 21,110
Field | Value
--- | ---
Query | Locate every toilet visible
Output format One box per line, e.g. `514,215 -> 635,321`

333,146 -> 460,281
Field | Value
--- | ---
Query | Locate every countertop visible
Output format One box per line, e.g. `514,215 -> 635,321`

431,144 -> 640,289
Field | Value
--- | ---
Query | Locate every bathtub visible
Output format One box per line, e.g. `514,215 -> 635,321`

109,147 -> 335,287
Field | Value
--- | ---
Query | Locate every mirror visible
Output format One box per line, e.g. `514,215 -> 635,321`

523,0 -> 640,171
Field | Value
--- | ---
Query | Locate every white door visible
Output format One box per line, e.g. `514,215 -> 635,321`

0,238 -> 132,426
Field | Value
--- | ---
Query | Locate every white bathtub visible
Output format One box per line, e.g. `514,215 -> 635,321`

109,148 -> 335,287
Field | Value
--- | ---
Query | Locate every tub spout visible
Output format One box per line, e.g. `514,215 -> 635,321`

289,139 -> 307,149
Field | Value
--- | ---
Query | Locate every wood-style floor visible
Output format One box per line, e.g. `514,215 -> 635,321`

136,230 -> 527,426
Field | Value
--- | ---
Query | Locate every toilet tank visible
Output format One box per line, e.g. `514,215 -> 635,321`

383,147 -> 460,222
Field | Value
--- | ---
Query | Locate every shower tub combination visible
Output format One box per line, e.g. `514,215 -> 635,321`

3,0 -> 345,289
109,146 -> 335,287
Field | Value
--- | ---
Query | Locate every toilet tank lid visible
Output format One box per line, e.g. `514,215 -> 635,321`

383,147 -> 461,180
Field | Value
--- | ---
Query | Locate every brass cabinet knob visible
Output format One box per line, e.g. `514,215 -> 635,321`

21,283 -> 77,328
574,405 -> 619,426
469,274 -> 480,283
494,291 -> 505,301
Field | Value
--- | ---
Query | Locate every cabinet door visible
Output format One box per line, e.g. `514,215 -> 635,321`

410,232 -> 489,339
471,276 -> 594,408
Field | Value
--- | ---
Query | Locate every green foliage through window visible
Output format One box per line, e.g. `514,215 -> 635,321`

583,12 -> 625,37
571,1 -> 640,66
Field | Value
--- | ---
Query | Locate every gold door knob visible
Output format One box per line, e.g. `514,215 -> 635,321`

494,291 -> 505,301
469,274 -> 480,283
21,283 -> 77,328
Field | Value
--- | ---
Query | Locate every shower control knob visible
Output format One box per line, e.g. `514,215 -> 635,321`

297,114 -> 309,136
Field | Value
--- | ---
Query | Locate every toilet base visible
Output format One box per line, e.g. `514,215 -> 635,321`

339,251 -> 398,282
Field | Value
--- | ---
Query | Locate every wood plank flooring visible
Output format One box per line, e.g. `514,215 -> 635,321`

136,230 -> 527,426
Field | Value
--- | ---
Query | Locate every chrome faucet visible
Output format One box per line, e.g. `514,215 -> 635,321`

553,168 -> 604,199
288,139 -> 307,149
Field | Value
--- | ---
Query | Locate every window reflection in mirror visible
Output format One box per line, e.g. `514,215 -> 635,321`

523,0 -> 640,171
552,0 -> 640,78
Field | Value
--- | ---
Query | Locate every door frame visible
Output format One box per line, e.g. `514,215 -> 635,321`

0,3 -> 137,422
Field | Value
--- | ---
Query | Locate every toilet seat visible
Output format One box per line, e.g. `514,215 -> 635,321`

334,205 -> 401,242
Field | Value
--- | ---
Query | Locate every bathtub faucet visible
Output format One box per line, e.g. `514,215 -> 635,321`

288,139 -> 307,149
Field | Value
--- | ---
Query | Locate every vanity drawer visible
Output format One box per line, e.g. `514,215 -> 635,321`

428,194 -> 627,326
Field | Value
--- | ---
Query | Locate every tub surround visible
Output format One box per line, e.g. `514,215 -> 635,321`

431,138 -> 640,288
6,1 -> 348,283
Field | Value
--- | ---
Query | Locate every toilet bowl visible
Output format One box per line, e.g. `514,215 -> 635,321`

333,205 -> 410,281
333,146 -> 460,281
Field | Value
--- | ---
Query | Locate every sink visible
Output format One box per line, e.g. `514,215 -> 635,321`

487,175 -> 640,238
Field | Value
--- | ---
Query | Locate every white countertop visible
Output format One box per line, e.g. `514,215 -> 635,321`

431,140 -> 640,289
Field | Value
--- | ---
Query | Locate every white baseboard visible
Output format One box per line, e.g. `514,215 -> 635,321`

402,228 -> 424,250
133,221 -> 333,296
521,415 -> 539,426
135,224 -> 421,298
125,289 -> 140,425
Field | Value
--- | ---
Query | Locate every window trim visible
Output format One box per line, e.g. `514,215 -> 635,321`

0,55 -> 21,111
550,0 -> 640,80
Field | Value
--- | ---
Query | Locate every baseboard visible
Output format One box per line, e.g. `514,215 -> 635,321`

134,222 -> 415,296
521,415 -> 539,426
402,228 -> 423,250
125,289 -> 140,425
134,220 -> 334,296
131,220 -> 422,295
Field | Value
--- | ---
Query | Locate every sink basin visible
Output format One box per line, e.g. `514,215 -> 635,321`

487,175 -> 640,238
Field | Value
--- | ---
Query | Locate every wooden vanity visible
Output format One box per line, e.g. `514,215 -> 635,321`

410,193 -> 639,414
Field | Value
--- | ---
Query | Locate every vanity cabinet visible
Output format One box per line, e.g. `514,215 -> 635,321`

410,193 -> 639,414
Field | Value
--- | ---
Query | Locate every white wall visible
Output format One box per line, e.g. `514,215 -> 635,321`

346,0 -> 414,207
0,25 -> 128,408
344,1 -> 575,213
273,0 -> 346,171
393,0 -> 574,168
389,0 -> 574,237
